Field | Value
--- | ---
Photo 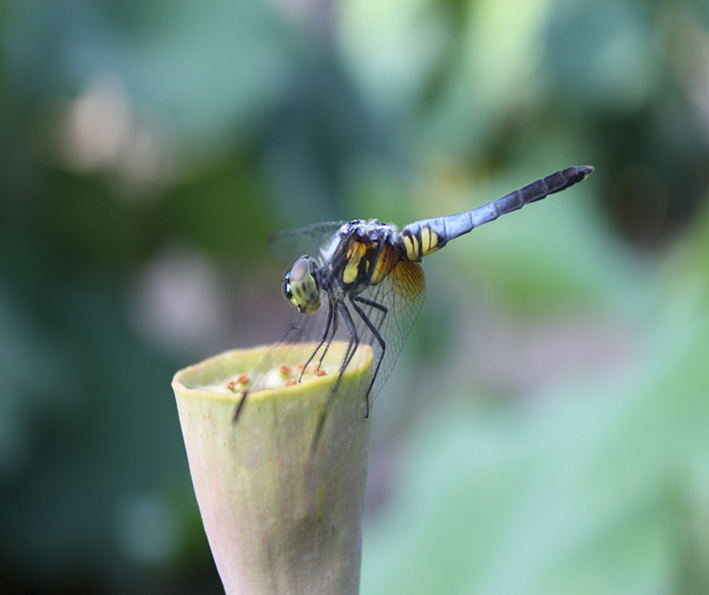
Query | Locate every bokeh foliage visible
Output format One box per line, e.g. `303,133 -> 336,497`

2,0 -> 709,593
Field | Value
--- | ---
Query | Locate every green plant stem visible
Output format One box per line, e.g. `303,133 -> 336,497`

172,343 -> 373,595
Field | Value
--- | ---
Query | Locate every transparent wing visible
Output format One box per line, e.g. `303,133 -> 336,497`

268,221 -> 347,263
351,258 -> 426,406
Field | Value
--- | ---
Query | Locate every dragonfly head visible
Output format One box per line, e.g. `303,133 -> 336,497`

284,256 -> 321,315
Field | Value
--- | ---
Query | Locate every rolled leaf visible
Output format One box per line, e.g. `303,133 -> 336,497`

172,342 -> 373,595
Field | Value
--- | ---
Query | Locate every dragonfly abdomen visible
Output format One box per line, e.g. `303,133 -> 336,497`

400,165 -> 594,261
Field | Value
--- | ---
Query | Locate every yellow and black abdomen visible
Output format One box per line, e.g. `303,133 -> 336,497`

400,223 -> 448,262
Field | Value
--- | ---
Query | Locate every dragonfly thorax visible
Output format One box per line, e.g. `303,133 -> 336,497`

284,255 -> 322,315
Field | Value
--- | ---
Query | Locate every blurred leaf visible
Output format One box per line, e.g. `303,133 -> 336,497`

0,277 -> 74,479
127,0 -> 293,159
167,159 -> 272,263
545,0 -> 661,115
338,0 -> 450,116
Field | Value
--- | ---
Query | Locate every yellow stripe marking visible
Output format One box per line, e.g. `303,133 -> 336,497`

403,233 -> 421,261
371,246 -> 394,285
421,227 -> 430,253
403,235 -> 414,260
420,227 -> 440,257
343,242 -> 366,284
411,234 -> 420,259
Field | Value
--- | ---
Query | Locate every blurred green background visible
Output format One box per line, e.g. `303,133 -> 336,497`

3,0 -> 709,593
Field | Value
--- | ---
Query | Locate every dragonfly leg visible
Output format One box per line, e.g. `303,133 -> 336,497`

353,294 -> 388,324
315,300 -> 339,371
336,301 -> 362,387
310,301 -> 360,456
350,294 -> 388,418
233,391 -> 248,424
298,300 -> 335,382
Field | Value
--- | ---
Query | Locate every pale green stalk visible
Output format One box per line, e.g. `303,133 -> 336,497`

172,343 -> 373,595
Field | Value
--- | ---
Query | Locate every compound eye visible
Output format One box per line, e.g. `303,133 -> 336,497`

284,256 -> 321,315
283,271 -> 293,301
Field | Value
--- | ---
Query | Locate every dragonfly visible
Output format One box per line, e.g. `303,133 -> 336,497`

234,165 -> 594,454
